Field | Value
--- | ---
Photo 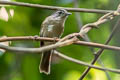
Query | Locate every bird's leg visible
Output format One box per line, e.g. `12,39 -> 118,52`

53,37 -> 58,43
52,37 -> 59,51
33,35 -> 39,40
52,37 -> 59,57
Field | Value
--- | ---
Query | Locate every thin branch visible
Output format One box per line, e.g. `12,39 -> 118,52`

1,36 -> 120,51
0,36 -> 57,42
79,16 -> 120,80
0,1 -> 113,14
0,37 -> 77,53
54,50 -> 120,74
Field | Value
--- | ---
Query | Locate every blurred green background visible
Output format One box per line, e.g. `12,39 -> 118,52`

0,0 -> 120,80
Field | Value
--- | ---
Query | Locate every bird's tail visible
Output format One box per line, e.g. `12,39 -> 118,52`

39,50 -> 52,75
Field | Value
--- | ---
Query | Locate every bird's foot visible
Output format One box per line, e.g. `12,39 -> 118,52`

53,37 -> 58,43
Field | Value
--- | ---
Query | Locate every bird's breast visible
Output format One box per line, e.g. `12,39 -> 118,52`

46,22 -> 64,38
41,17 -> 65,38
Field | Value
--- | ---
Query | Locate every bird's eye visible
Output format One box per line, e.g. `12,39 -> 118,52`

58,11 -> 63,14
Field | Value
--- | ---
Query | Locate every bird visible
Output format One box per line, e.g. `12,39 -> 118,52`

39,9 -> 71,74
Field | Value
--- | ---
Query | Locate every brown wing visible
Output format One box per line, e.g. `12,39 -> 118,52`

39,16 -> 53,74
40,16 -> 50,47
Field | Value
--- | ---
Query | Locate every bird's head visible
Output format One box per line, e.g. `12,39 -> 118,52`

52,9 -> 71,19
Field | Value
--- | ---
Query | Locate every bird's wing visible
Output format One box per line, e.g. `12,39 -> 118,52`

40,16 -> 52,46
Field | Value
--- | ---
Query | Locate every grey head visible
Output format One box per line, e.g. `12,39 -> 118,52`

51,9 -> 71,19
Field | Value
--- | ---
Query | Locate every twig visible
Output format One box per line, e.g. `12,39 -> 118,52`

1,36 -> 120,51
0,37 -> 78,53
0,36 -> 58,42
0,1 -> 113,14
54,50 -> 120,74
79,16 -> 120,80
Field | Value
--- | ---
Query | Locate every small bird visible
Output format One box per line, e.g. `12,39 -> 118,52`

39,9 -> 71,74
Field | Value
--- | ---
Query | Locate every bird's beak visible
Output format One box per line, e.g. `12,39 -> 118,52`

66,12 -> 72,15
